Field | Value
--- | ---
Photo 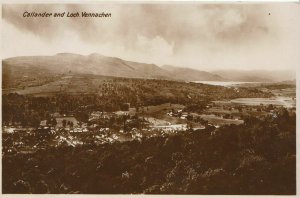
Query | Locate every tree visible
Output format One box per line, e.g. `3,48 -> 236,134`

62,120 -> 67,128
52,118 -> 57,127
120,103 -> 130,111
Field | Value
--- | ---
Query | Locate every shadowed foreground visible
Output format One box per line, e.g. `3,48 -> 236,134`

2,109 -> 296,194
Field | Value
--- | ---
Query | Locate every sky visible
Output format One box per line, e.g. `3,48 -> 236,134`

2,3 -> 300,71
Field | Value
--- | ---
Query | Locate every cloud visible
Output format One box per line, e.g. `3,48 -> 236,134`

2,3 -> 299,71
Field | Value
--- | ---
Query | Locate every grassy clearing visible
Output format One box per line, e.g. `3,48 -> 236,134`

199,114 -> 244,125
139,103 -> 185,124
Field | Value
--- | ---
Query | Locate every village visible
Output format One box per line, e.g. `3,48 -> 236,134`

2,92 -> 296,156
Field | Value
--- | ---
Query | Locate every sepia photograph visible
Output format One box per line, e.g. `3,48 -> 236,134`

1,2 -> 299,195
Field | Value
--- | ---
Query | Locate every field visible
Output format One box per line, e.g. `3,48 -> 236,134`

139,103 -> 185,123
10,75 -> 101,96
212,89 -> 296,109
198,114 -> 243,126
229,94 -> 295,108
271,88 -> 296,97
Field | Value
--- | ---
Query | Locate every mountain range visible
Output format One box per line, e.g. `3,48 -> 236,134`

2,53 -> 295,82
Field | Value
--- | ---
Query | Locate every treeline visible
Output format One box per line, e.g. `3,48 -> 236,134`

2,78 -> 272,126
2,108 -> 295,194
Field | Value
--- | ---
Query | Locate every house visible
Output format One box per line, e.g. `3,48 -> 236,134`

40,120 -> 47,126
37,126 -> 51,134
73,128 -> 83,133
51,112 -> 61,118
55,116 -> 78,128
3,126 -> 16,133
89,111 -> 112,121
114,111 -> 129,116
180,112 -> 189,119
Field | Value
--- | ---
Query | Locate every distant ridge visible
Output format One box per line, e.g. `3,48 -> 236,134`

3,53 -> 224,81
3,53 -> 295,82
162,65 -> 225,81
212,70 -> 295,83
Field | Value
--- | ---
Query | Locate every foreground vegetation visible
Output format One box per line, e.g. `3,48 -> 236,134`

2,108 -> 295,194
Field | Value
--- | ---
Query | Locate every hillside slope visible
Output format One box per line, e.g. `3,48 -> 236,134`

162,65 -> 225,81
